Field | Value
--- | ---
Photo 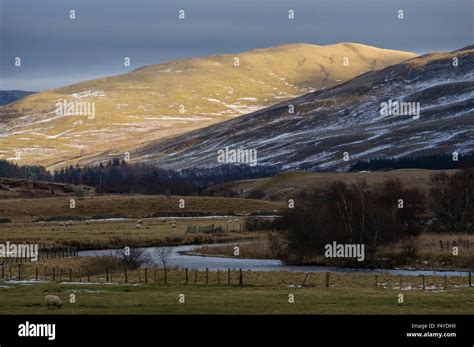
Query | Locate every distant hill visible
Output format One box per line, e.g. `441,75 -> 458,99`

0,43 -> 416,169
206,169 -> 449,201
0,90 -> 35,106
0,177 -> 95,199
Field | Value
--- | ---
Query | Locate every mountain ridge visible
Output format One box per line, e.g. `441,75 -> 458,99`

0,90 -> 36,106
117,45 -> 474,171
0,42 -> 417,169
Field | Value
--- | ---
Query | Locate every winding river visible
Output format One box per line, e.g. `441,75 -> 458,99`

78,243 -> 471,277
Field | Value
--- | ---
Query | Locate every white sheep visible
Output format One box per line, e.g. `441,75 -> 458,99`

135,223 -> 141,229
169,221 -> 177,228
45,295 -> 62,309
65,220 -> 73,227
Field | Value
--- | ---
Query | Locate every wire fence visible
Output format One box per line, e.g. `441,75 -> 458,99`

1,264 -> 472,291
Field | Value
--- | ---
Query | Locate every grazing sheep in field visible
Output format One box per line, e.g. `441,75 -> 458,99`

45,295 -> 62,309
169,221 -> 177,228
65,220 -> 73,227
137,219 -> 143,224
135,223 -> 141,229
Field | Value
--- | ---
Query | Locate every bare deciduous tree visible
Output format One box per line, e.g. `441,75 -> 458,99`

116,247 -> 151,269
154,247 -> 172,284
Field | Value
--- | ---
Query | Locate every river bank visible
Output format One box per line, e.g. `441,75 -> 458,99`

78,243 -> 472,277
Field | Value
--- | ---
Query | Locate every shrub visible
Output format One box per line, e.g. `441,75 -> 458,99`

246,189 -> 266,199
244,217 -> 275,231
115,247 -> 152,269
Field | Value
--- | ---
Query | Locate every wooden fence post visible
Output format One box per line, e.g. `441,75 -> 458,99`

469,272 -> 472,287
239,269 -> 243,286
52,268 -> 56,282
1,265 -> 3,279
106,268 -> 109,282
444,275 -> 447,290
194,270 -> 198,285
205,268 -> 209,285
326,272 -> 330,288
124,268 -> 127,283
145,268 -> 148,284
227,268 -> 231,286
35,266 -> 38,281
185,268 -> 188,285
399,275 -> 403,290
17,264 -> 21,280
375,275 -> 378,288
217,270 -> 220,285
422,275 -> 425,290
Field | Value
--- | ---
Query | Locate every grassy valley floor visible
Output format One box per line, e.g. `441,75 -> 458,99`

0,281 -> 472,314
0,195 -> 282,249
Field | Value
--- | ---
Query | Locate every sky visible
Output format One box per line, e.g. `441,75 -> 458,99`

1,0 -> 473,91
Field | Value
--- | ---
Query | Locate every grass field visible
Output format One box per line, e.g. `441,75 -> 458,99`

209,169 -> 450,200
0,279 -> 472,314
0,231 -> 472,315
0,195 -> 282,223
0,194 -> 281,248
0,217 -> 264,249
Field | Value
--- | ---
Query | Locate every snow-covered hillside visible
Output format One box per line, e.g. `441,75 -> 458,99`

126,46 -> 474,171
0,43 -> 416,169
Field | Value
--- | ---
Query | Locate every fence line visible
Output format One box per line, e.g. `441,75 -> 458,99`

0,264 -> 472,291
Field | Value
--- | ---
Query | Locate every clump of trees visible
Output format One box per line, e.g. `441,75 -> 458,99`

278,179 -> 425,263
53,160 -> 279,195
350,153 -> 474,171
0,158 -> 280,196
278,169 -> 474,263
0,160 -> 50,181
429,169 -> 474,233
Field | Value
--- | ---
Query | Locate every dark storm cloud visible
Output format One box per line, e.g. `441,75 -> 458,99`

1,0 -> 472,90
